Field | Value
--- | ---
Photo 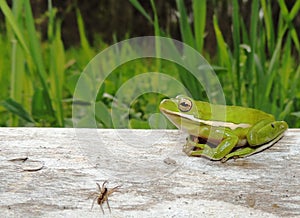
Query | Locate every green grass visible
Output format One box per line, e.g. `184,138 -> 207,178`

0,0 -> 96,127
0,0 -> 57,126
130,0 -> 300,128
0,0 -> 299,128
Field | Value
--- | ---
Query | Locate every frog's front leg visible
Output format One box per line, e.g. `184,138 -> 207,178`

183,126 -> 239,161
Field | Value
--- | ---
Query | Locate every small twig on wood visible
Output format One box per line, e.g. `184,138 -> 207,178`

8,157 -> 28,162
22,160 -> 45,172
7,156 -> 44,172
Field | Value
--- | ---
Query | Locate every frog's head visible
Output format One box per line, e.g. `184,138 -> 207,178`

159,95 -> 199,130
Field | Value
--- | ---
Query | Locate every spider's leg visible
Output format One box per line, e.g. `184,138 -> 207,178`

99,203 -> 105,214
106,198 -> 111,213
108,185 -> 121,196
87,192 -> 98,200
96,182 -> 101,190
102,180 -> 108,187
91,195 -> 98,210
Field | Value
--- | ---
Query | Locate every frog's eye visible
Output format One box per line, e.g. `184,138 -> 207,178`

178,98 -> 192,112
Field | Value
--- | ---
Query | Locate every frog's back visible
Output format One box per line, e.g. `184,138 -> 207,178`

195,101 -> 274,124
225,104 -> 274,124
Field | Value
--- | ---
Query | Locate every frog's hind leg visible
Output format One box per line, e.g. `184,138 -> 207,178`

221,147 -> 256,162
183,128 -> 239,161
222,132 -> 285,162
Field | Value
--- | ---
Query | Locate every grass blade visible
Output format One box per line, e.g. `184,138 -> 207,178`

47,0 -> 64,126
232,0 -> 241,104
129,0 -> 153,23
247,0 -> 259,106
289,0 -> 300,20
213,15 -> 235,103
176,0 -> 195,48
0,0 -> 30,55
76,7 -> 94,60
49,22 -> 65,126
2,98 -> 34,123
261,0 -> 275,53
10,38 -> 25,126
150,0 -> 160,37
23,0 -> 55,117
8,0 -> 26,126
150,0 -> 161,71
192,0 -> 206,53
264,26 -> 286,102
278,0 -> 300,51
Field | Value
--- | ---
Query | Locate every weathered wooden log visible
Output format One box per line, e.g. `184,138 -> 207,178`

0,128 -> 299,217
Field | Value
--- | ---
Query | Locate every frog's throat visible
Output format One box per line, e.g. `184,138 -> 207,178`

165,111 -> 251,130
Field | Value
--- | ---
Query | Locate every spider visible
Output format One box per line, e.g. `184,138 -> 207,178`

88,180 -> 121,214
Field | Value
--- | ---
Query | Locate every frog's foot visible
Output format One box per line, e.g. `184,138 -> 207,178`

183,137 -> 222,161
183,135 -> 206,152
183,132 -> 239,161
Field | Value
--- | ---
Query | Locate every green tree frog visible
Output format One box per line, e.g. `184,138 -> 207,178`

159,95 -> 288,162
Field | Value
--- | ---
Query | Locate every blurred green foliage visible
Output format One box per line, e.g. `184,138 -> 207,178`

0,0 -> 299,128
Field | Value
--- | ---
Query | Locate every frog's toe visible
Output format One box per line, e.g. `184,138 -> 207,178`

183,140 -> 206,155
221,156 -> 230,163
183,143 -> 195,156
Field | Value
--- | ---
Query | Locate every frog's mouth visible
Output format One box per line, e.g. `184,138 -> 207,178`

161,108 -> 251,131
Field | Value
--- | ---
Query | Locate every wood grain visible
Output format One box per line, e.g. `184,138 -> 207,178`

0,128 -> 299,217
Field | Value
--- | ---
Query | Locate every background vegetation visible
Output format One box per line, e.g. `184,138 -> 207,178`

0,0 -> 299,128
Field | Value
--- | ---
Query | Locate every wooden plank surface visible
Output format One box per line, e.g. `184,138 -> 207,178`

0,128 -> 299,217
